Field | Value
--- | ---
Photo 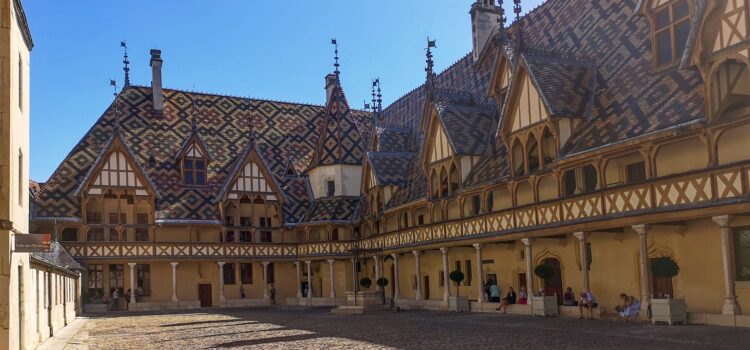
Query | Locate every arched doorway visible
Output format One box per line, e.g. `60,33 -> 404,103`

542,258 -> 563,304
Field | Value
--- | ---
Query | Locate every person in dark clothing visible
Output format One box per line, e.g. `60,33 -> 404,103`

497,287 -> 517,314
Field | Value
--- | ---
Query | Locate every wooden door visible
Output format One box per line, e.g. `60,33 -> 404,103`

543,258 -> 564,304
198,284 -> 212,307
423,275 -> 430,300
650,258 -> 674,298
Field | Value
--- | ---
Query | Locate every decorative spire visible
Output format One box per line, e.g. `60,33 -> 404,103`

425,38 -> 437,88
513,0 -> 522,21
110,78 -> 120,131
376,79 -> 382,112
331,38 -> 340,77
514,0 -> 524,51
120,41 -> 130,87
499,0 -> 507,27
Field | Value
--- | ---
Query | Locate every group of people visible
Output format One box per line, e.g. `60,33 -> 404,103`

239,284 -> 277,304
105,287 -> 142,311
484,280 -> 529,314
487,282 -> 642,321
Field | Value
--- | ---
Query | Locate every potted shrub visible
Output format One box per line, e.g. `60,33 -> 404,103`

347,277 -> 380,306
360,277 -> 372,290
448,270 -> 469,312
376,277 -> 389,304
531,264 -> 559,317
650,257 -> 686,325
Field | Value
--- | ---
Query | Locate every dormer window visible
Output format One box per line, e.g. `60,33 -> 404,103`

183,156 -> 206,186
649,0 -> 691,67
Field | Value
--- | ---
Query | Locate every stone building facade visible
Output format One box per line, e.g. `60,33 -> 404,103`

31,0 -> 750,327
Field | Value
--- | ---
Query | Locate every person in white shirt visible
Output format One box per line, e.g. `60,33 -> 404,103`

578,291 -> 597,319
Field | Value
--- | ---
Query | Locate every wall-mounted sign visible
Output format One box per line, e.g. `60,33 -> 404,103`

14,234 -> 51,253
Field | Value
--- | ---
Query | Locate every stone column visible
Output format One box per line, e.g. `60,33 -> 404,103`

295,262 -> 303,299
217,262 -> 226,304
521,238 -> 534,305
170,262 -> 179,303
327,259 -> 336,298
262,261 -> 270,299
391,253 -> 400,300
373,256 -> 382,291
413,250 -> 423,300
305,260 -> 312,303
127,263 -> 137,304
633,224 -> 651,314
441,247 -> 450,303
573,232 -> 590,293
473,244 -> 485,303
713,215 -> 742,315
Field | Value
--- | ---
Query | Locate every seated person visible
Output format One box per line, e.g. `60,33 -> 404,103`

489,281 -> 501,303
615,293 -> 641,321
517,286 -> 528,305
563,287 -> 578,306
496,287 -> 517,314
578,291 -> 597,319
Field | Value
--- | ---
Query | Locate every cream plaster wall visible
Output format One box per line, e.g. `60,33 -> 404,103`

308,164 -> 362,199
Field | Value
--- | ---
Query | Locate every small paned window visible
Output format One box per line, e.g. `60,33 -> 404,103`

626,161 -> 647,184
87,228 -> 104,241
239,231 -> 252,242
327,180 -> 336,197
109,264 -> 124,294
651,0 -> 691,66
224,263 -> 236,285
465,260 -> 472,286
137,264 -> 151,296
183,157 -> 207,186
87,265 -> 104,298
240,263 -> 253,284
135,228 -> 149,242
260,230 -> 272,243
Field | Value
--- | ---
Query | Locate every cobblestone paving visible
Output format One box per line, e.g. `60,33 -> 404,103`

67,307 -> 750,350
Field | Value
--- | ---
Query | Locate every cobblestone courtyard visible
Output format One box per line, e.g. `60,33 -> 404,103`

61,308 -> 750,349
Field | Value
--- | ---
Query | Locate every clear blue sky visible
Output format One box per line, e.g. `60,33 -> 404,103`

26,0 -> 544,182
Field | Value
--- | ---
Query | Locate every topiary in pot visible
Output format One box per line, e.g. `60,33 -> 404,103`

651,256 -> 679,278
376,277 -> 388,289
449,270 -> 465,298
360,277 -> 372,290
534,264 -> 554,281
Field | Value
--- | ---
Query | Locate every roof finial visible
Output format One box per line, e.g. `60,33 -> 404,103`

513,0 -> 522,21
426,37 -> 437,87
120,41 -> 130,87
376,78 -> 383,112
499,0 -> 507,27
514,0 -> 524,51
110,78 -> 120,130
331,38 -> 340,77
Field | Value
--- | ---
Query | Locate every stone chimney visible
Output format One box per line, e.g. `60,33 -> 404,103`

325,73 -> 339,103
150,49 -> 164,112
470,0 -> 503,62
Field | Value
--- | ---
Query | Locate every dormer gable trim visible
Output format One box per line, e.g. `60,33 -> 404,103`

175,128 -> 213,162
74,131 -> 161,199
497,55 -> 554,141
217,139 -> 286,204
420,106 -> 458,170
487,45 -> 514,98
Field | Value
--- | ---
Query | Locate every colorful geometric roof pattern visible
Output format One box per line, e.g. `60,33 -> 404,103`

436,100 -> 497,156
310,84 -> 366,167
36,86 -> 331,224
303,196 -> 360,222
368,152 -> 412,187
374,126 -> 414,152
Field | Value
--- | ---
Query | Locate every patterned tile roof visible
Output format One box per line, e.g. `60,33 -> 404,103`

31,242 -> 82,272
464,139 -> 510,188
368,152 -> 412,187
303,196 -> 360,222
375,126 -> 414,152
436,101 -> 497,156
310,84 -> 366,167
521,52 -> 597,118
36,86 -> 331,224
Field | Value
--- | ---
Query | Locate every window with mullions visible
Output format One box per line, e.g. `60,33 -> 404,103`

651,0 -> 691,67
224,263 -> 236,285
137,264 -> 151,296
735,227 -> 750,281
183,157 -> 207,186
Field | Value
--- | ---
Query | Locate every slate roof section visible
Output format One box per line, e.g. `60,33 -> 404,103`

375,126 -> 414,152
368,152 -> 412,186
436,102 -> 497,156
464,139 -> 510,188
522,52 -> 597,118
31,242 -> 82,273
303,197 -> 360,222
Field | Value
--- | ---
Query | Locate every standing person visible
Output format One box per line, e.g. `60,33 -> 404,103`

269,284 -> 277,304
578,291 -> 598,319
110,289 -> 120,311
496,287 -> 517,313
240,285 -> 246,299
484,280 -> 493,302
123,289 -> 132,306
489,281 -> 501,303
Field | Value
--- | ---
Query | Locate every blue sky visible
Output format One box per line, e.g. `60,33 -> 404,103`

26,0 -> 544,181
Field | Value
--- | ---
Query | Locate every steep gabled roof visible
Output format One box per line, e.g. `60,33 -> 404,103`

367,152 -> 412,187
303,196 -> 360,223
521,52 -> 597,119
310,84 -> 366,168
216,137 -> 287,204
436,101 -> 497,156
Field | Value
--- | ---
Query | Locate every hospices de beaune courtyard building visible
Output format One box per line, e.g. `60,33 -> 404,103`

26,0 -> 750,329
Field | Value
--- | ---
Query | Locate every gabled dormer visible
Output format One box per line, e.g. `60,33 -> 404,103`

421,92 -> 496,199
218,139 -> 285,204
362,151 -> 411,214
176,125 -> 212,186
498,52 -> 596,176
307,74 -> 364,199
488,47 -> 513,104
76,131 -> 159,199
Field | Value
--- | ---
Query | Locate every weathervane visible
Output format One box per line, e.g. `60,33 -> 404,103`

426,38 -> 437,88
331,38 -> 340,77
120,41 -> 130,87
